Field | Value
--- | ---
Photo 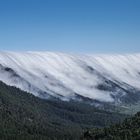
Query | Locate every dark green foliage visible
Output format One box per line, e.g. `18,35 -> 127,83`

0,81 -> 126,140
83,112 -> 140,140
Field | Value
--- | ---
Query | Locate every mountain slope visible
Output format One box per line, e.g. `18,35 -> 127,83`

0,81 -> 127,140
1,51 -> 140,107
83,112 -> 140,140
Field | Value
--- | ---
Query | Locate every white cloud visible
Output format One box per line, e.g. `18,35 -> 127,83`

0,51 -> 140,102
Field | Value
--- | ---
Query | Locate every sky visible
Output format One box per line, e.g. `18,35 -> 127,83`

0,0 -> 140,53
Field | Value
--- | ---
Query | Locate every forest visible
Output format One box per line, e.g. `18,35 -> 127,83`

83,112 -> 140,140
0,81 -> 134,140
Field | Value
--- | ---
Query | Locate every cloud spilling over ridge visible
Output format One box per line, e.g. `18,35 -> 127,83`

0,51 -> 140,103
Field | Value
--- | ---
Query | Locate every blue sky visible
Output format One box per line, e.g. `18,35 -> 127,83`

0,0 -> 140,53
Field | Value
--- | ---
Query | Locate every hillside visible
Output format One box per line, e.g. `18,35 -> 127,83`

83,112 -> 140,140
0,81 -> 127,140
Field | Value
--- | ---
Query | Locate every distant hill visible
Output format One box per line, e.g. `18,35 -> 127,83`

82,112 -> 140,140
0,81 -> 127,140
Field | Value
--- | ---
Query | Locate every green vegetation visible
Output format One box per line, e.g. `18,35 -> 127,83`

83,112 -> 140,140
0,81 -> 127,140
